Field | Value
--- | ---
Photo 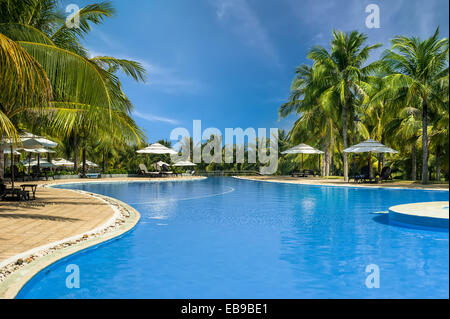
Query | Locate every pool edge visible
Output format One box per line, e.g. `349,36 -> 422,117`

0,189 -> 141,300
233,176 -> 450,191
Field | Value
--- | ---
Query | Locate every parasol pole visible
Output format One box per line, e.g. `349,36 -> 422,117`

10,145 -> 14,192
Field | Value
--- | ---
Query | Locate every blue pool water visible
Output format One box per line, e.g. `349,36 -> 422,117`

17,178 -> 449,299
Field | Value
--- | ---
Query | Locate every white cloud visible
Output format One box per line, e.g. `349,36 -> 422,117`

133,111 -> 180,125
86,48 -> 203,95
145,64 -> 204,95
212,0 -> 281,67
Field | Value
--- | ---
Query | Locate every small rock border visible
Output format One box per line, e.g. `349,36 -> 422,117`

0,192 -> 134,284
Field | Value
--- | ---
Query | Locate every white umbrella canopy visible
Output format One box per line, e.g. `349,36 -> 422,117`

25,148 -> 56,154
156,161 -> 170,167
1,132 -> 58,150
85,160 -> 98,167
282,143 -> 324,155
4,149 -> 20,155
1,138 -> 43,150
137,143 -> 178,155
344,139 -> 398,154
174,160 -> 196,167
24,159 -> 55,168
19,132 -> 58,149
52,159 -> 74,167
281,143 -> 324,173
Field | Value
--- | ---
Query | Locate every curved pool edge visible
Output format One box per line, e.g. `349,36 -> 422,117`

389,202 -> 449,229
0,186 -> 142,299
233,176 -> 450,192
1,177 -> 208,299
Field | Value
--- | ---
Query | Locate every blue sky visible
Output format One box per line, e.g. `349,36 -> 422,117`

63,0 -> 449,143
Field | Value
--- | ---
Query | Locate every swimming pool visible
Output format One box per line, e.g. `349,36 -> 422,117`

17,178 -> 449,299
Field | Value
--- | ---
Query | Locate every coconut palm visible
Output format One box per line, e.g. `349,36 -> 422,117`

0,1 -> 147,176
307,30 -> 382,181
382,28 -> 449,184
280,31 -> 381,179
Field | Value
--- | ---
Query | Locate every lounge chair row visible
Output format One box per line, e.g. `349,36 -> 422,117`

138,164 -> 181,178
291,169 -> 319,178
4,165 -> 54,182
352,166 -> 393,183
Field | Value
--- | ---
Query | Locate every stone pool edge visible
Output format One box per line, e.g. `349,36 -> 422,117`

233,176 -> 449,191
0,187 -> 141,299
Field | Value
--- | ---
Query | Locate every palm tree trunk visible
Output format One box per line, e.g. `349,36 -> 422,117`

323,146 -> 328,176
73,134 -> 78,171
0,150 -> 4,180
379,137 -> 385,174
378,154 -> 383,175
331,152 -> 334,176
343,105 -> 349,181
422,99 -> 429,184
411,144 -> 417,181
436,145 -> 441,182
82,148 -> 86,175
368,152 -> 373,179
326,149 -> 331,176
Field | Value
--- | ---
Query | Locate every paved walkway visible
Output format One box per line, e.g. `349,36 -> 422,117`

236,176 -> 449,190
0,176 -> 203,263
0,185 -> 114,262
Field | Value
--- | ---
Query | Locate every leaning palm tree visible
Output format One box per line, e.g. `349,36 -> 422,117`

0,32 -> 52,176
0,1 -> 147,176
382,28 -> 449,184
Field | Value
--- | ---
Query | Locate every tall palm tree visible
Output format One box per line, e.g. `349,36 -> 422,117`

281,31 -> 380,179
308,30 -> 381,181
382,28 -> 449,184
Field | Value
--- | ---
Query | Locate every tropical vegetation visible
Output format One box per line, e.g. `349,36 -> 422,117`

280,29 -> 449,184
0,0 -> 146,176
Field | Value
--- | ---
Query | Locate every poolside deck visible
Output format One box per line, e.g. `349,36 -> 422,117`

0,185 -> 114,263
0,176 -> 204,264
236,176 -> 449,190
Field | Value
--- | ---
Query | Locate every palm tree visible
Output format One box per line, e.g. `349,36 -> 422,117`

428,76 -> 449,181
0,1 -> 146,176
308,30 -> 382,181
281,31 -> 380,179
0,31 -> 52,176
382,28 -> 449,184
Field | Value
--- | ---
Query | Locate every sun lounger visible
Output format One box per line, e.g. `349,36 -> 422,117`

291,171 -> 304,177
31,165 -> 48,181
353,166 -> 372,183
139,164 -> 161,177
160,164 -> 174,176
4,165 -> 26,182
291,169 -> 318,178
379,166 -> 393,182
1,183 -> 30,201
153,163 -> 176,177
302,169 -> 317,177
